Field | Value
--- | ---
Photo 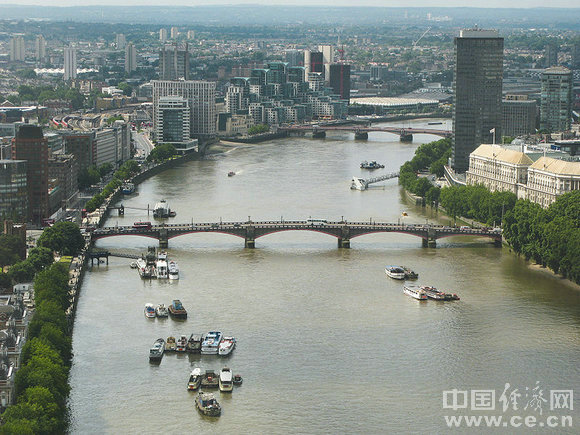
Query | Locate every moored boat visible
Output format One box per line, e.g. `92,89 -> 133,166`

218,336 -> 236,356
195,391 -> 221,417
165,336 -> 176,352
153,199 -> 171,218
122,182 -> 135,194
443,292 -> 460,301
144,303 -> 156,318
156,258 -> 168,279
136,258 -> 153,278
155,304 -> 168,318
228,171 -> 236,177
360,160 -> 385,169
201,370 -> 219,388
187,368 -> 202,391
187,334 -> 202,353
149,338 -> 165,362
201,331 -> 223,355
176,335 -> 188,352
421,285 -> 446,300
385,265 -> 406,280
168,300 -> 187,319
233,374 -> 243,385
168,261 -> 179,280
403,285 -> 428,300
402,266 -> 418,280
219,367 -> 233,392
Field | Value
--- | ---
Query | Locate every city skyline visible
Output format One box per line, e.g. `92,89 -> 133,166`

0,1 -> 579,8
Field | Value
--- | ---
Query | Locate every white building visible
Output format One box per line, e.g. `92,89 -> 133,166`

159,29 -> 168,42
64,47 -> 77,81
116,34 -> 126,50
318,44 -> 334,83
9,36 -> 25,61
171,27 -> 179,39
152,80 -> 216,138
521,157 -> 580,208
125,43 -> 137,73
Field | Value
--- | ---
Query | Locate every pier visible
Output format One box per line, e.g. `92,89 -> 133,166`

90,220 -> 502,249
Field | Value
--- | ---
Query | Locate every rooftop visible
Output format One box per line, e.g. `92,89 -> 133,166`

471,144 -> 534,165
530,157 -> 580,176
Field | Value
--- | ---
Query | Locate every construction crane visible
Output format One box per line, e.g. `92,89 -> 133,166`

412,27 -> 431,48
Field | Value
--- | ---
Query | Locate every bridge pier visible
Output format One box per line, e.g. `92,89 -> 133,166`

493,238 -> 503,247
338,226 -> 350,248
312,130 -> 326,139
400,133 -> 413,142
337,238 -> 350,248
354,131 -> 368,140
245,226 -> 255,248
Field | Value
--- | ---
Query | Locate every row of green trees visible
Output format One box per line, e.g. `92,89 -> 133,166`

1,262 -> 72,434
146,143 -> 177,164
398,138 -> 451,206
78,163 -> 114,190
84,160 -> 142,213
0,247 -> 53,289
503,191 -> 580,284
247,124 -> 269,135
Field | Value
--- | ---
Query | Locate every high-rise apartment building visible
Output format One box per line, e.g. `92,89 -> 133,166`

329,64 -> 351,101
35,35 -> 46,61
116,34 -> 126,50
153,80 -> 216,138
285,50 -> 303,67
159,29 -> 168,42
171,27 -> 179,39
544,43 -> 559,67
159,43 -> 190,80
11,125 -> 49,224
64,47 -> 77,81
187,30 -> 195,40
452,28 -> 504,173
0,160 -> 27,221
502,97 -> 537,137
125,43 -> 137,73
156,97 -> 191,145
61,131 -> 96,173
572,43 -> 580,70
318,45 -> 334,82
9,36 -> 25,61
540,66 -> 572,132
48,154 -> 78,209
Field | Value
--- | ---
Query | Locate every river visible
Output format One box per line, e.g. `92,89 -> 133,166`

68,118 -> 580,434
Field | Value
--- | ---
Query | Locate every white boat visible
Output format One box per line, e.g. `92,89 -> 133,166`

218,336 -> 236,356
153,199 -> 170,218
149,338 -> 165,362
350,176 -> 366,191
155,259 -> 168,279
385,265 -> 406,280
155,304 -> 169,318
144,303 -> 156,318
201,331 -> 223,355
219,367 -> 233,392
168,261 -> 179,280
420,285 -> 446,300
136,258 -> 153,278
176,335 -> 188,352
188,367 -> 202,391
157,251 -> 168,261
403,285 -> 428,300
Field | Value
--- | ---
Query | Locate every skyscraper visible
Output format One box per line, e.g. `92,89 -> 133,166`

171,27 -> 179,39
159,43 -> 190,80
452,28 -> 504,173
35,35 -> 46,61
9,36 -> 25,61
11,125 -> 49,224
329,63 -> 351,101
159,28 -> 168,42
540,66 -> 572,132
125,43 -> 137,73
544,43 -> 559,67
64,47 -> 77,81
152,80 -> 216,138
116,33 -> 126,50
318,45 -> 334,83
155,97 -> 190,145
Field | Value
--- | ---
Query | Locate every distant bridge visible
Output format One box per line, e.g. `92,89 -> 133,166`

90,220 -> 501,249
278,125 -> 452,141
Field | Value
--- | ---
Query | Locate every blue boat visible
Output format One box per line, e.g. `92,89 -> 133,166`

122,182 -> 135,194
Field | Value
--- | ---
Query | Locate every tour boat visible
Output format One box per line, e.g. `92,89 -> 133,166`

153,199 -> 171,218
201,331 -> 223,355
155,258 -> 168,279
176,335 -> 188,352
165,336 -> 176,352
421,285 -> 446,300
136,258 -> 153,278
187,368 -> 202,391
218,336 -> 236,356
219,367 -> 234,392
195,391 -> 221,417
403,285 -> 428,300
144,303 -> 156,318
149,338 -> 165,362
168,261 -> 179,280
168,300 -> 187,319
155,304 -> 169,318
385,265 -> 406,280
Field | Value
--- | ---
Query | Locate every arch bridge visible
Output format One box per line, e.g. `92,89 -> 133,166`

278,125 -> 452,141
90,220 -> 502,249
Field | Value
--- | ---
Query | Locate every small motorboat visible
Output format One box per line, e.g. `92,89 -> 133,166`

165,336 -> 176,352
195,391 -> 221,417
186,334 -> 202,353
155,304 -> 169,318
233,374 -> 243,385
176,335 -> 188,352
201,370 -> 219,389
168,300 -> 187,319
149,338 -> 165,362
219,367 -> 233,392
228,171 -> 236,177
144,303 -> 156,318
187,368 -> 202,391
218,336 -> 236,356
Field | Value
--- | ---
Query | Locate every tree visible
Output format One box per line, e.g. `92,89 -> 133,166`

7,261 -> 35,284
37,222 -> 84,256
98,163 -> 113,177
27,301 -> 68,339
33,263 -> 70,311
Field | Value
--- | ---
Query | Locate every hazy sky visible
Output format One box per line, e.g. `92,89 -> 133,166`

0,0 -> 578,7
